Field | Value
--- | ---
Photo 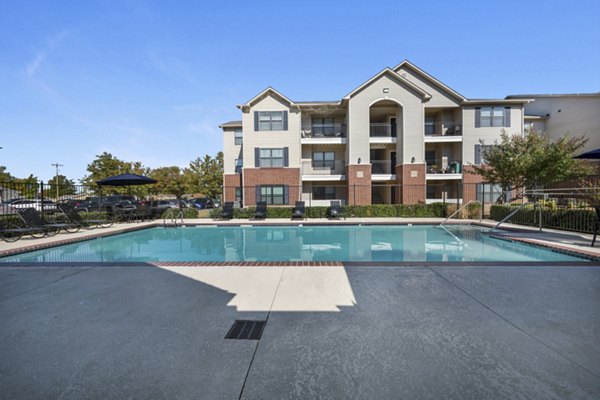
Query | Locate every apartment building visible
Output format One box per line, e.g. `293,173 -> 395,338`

221,60 -> 530,207
507,92 -> 600,153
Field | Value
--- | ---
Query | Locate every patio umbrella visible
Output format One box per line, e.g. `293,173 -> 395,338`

574,148 -> 600,159
96,173 -> 157,186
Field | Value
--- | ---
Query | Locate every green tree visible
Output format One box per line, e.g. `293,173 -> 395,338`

47,175 -> 76,199
13,174 -> 39,199
470,131 -> 592,201
82,152 -> 151,197
0,166 -> 14,182
149,166 -> 189,200
188,152 -> 223,200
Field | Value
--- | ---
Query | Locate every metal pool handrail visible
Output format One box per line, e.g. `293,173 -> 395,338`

439,200 -> 481,227
488,202 -> 542,233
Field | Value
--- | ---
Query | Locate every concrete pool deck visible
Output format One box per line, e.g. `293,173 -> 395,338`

1,264 -> 599,399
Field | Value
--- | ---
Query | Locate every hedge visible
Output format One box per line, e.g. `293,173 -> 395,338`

490,204 -> 598,233
209,203 -> 451,219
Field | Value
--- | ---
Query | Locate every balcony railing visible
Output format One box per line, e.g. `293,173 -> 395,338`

371,160 -> 395,175
424,122 -> 462,136
301,160 -> 346,175
426,161 -> 462,174
302,124 -> 346,138
369,123 -> 396,137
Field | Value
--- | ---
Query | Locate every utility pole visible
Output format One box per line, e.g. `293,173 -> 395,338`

51,162 -> 64,200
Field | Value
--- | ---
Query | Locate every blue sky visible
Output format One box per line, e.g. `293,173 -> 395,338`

1,0 -> 599,182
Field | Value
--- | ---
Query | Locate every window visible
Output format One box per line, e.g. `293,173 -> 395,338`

425,116 -> 436,135
312,151 -> 335,169
425,150 -> 436,166
235,187 -> 243,202
313,186 -> 336,200
475,144 -> 495,165
234,129 -> 243,145
476,106 -> 510,127
259,185 -> 287,205
258,111 -> 284,131
312,118 -> 335,135
476,183 -> 505,204
259,148 -> 284,167
234,159 -> 243,173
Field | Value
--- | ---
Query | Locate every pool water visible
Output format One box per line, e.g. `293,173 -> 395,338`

0,225 -> 587,263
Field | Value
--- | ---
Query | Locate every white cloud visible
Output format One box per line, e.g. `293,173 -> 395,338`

24,30 -> 69,77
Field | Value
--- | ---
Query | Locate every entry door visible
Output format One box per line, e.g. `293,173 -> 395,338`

390,117 -> 397,137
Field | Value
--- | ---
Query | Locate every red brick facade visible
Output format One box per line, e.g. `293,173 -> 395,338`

346,165 -> 372,205
223,174 -> 242,203
242,167 -> 301,206
395,164 -> 426,204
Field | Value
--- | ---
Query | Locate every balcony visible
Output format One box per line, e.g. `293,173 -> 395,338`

426,161 -> 462,180
424,122 -> 462,143
369,123 -> 397,144
301,124 -> 347,145
301,160 -> 346,181
371,160 -> 396,181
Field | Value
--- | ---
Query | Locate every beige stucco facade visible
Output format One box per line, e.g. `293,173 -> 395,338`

220,60 -> 595,207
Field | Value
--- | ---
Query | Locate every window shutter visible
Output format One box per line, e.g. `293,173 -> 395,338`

475,108 -> 481,128
255,186 -> 261,204
283,147 -> 289,167
255,147 -> 260,167
474,144 -> 481,165
283,185 -> 289,204
504,107 -> 511,127
254,112 -> 259,131
283,111 -> 288,130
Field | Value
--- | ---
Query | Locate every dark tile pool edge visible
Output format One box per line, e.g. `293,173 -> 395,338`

0,261 -> 597,268
487,234 -> 600,262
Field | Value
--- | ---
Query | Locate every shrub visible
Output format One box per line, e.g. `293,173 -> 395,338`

490,204 -> 597,233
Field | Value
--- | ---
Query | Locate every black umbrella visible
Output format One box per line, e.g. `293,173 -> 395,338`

96,173 -> 157,186
574,148 -> 600,159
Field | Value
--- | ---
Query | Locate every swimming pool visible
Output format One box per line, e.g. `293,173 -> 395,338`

0,225 -> 588,263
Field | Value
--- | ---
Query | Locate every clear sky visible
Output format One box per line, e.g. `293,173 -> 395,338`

1,0 -> 599,182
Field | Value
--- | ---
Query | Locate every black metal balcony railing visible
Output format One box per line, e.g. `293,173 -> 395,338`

371,160 -> 395,175
369,123 -> 396,138
302,124 -> 346,138
426,161 -> 462,174
424,122 -> 462,136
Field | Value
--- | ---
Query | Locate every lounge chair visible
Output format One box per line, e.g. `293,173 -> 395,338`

219,202 -> 234,220
291,201 -> 305,220
57,203 -> 113,229
17,208 -> 81,236
0,220 -> 46,242
327,200 -> 343,219
254,201 -> 267,220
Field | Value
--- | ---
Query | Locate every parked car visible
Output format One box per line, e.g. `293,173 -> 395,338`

190,197 -> 214,209
149,200 -> 180,216
7,199 -> 58,213
75,195 -> 140,212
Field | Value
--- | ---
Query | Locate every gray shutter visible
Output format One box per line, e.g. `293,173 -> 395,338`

283,147 -> 289,167
283,111 -> 288,130
255,186 -> 261,204
504,107 -> 511,127
474,144 -> 481,165
283,185 -> 289,204
475,108 -> 481,128
254,147 -> 260,167
254,111 -> 259,131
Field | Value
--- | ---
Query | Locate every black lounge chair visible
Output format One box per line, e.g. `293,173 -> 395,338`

327,200 -> 343,219
219,202 -> 234,220
18,208 -> 81,236
58,203 -> 113,229
254,201 -> 267,220
291,201 -> 305,220
0,220 -> 46,242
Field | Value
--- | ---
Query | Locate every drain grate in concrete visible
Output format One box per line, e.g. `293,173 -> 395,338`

225,320 -> 266,340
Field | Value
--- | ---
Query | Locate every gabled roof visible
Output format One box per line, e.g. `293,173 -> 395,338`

342,68 -> 432,101
506,92 -> 600,99
392,60 -> 467,102
237,87 -> 297,111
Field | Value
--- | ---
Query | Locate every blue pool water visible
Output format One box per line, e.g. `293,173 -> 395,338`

0,225 -> 587,263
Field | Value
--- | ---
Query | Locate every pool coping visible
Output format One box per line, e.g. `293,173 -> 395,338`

1,220 -> 599,265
